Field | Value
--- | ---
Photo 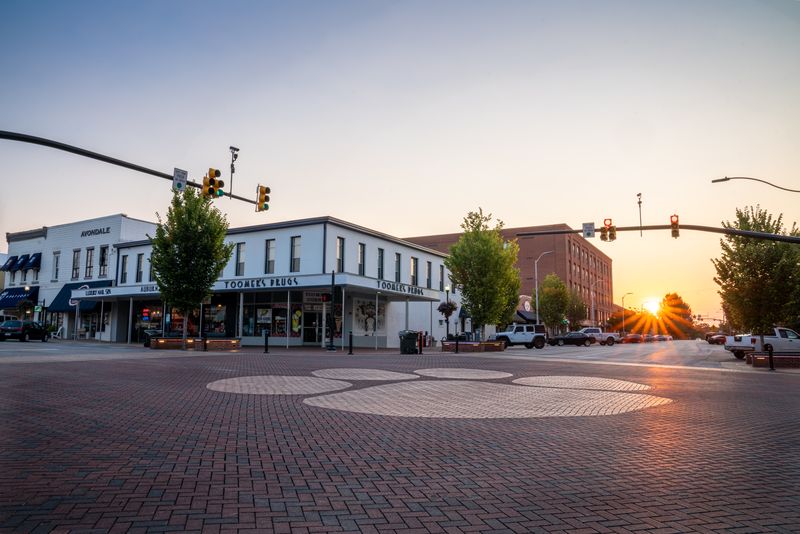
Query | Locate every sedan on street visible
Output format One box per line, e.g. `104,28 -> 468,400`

548,332 -> 596,347
0,320 -> 49,342
622,333 -> 643,343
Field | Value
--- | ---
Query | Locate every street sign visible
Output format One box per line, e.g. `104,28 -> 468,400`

34,305 -> 42,312
172,168 -> 188,192
582,222 -> 595,238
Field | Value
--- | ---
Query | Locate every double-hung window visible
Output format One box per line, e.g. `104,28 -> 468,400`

52,252 -> 60,282
426,261 -> 432,289
120,255 -> 128,284
336,237 -> 345,273
235,243 -> 246,276
377,248 -> 384,280
358,243 -> 365,276
71,250 -> 80,280
410,257 -> 418,286
394,253 -> 401,283
290,236 -> 301,273
85,248 -> 94,278
264,239 -> 275,274
135,253 -> 144,283
99,246 -> 109,278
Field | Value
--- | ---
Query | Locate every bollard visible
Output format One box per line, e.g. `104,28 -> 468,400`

768,346 -> 775,371
264,330 -> 269,354
348,331 -> 353,355
418,332 -> 423,355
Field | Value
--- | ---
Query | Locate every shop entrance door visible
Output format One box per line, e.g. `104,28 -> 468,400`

303,312 -> 322,344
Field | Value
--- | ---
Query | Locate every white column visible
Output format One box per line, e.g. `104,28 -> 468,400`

238,292 -> 244,338
341,287 -> 346,349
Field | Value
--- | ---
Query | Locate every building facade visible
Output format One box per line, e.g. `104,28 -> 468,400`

4,215 -> 456,348
406,223 -> 614,327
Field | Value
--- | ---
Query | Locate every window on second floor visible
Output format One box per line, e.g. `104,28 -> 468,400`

99,246 -> 109,278
290,236 -> 301,273
85,248 -> 94,278
410,257 -> 418,286
135,253 -> 144,283
377,248 -> 384,280
426,261 -> 432,289
52,252 -> 60,281
235,242 -> 246,276
394,253 -> 401,283
336,237 -> 345,273
358,243 -> 366,276
439,264 -> 444,291
264,239 -> 276,274
71,249 -> 80,280
120,255 -> 128,284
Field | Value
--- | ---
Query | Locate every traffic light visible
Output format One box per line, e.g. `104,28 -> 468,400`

256,185 -> 271,212
608,225 -> 617,241
202,168 -> 224,198
670,214 -> 679,238
600,218 -> 612,241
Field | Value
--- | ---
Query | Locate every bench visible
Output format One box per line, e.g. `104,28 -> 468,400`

202,338 -> 241,351
151,337 -> 201,350
748,352 -> 800,368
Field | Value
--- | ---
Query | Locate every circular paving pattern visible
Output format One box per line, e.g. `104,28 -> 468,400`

414,368 -> 513,380
512,376 -> 651,391
303,380 -> 672,418
206,375 -> 351,395
312,368 -> 420,381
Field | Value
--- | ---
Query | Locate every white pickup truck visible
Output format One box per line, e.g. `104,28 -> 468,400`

724,327 -> 800,359
493,324 -> 547,349
578,327 -> 621,346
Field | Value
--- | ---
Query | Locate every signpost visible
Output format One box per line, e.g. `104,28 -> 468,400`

172,168 -> 188,192
582,222 -> 595,239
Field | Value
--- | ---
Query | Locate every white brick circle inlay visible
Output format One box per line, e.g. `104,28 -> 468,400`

312,368 -> 420,381
513,376 -> 651,391
303,380 -> 671,418
414,368 -> 513,380
207,375 -> 351,395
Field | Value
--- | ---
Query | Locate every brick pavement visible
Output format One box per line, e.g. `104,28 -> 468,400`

1,347 -> 799,532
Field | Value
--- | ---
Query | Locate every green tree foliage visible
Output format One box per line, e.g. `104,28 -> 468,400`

538,274 -> 569,332
149,188 -> 234,344
566,288 -> 587,331
445,209 -> 520,339
658,292 -> 694,339
712,205 -> 800,334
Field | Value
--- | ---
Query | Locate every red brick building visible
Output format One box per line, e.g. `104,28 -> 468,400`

406,224 -> 614,326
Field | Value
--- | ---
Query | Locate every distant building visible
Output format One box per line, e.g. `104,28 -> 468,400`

405,223 -> 614,327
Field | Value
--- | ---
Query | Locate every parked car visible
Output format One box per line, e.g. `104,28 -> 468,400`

548,332 -> 595,347
622,333 -> 643,343
644,334 -> 655,342
655,334 -> 669,342
706,333 -> 726,345
0,320 -> 48,342
491,323 -> 547,349
143,329 -> 163,347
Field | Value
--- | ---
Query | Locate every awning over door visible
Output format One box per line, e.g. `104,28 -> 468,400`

0,286 -> 39,308
48,281 -> 113,312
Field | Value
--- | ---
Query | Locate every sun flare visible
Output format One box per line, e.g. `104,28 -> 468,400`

643,299 -> 661,316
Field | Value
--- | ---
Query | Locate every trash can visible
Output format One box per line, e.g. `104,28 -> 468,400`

399,330 -> 419,354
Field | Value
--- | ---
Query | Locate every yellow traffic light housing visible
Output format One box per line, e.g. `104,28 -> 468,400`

670,214 -> 679,238
608,225 -> 617,241
256,185 -> 271,212
203,168 -> 224,198
600,218 -> 612,241
600,227 -> 608,241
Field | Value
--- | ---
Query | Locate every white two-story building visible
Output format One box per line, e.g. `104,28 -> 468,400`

5,214 -> 460,348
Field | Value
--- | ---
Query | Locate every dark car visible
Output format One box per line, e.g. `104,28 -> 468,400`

0,320 -> 48,342
622,333 -> 643,343
706,332 -> 727,345
548,331 -> 595,347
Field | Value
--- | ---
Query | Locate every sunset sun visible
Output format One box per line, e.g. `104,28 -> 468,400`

643,299 -> 661,316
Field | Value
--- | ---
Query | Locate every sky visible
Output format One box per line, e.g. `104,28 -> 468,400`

1,0 -> 798,318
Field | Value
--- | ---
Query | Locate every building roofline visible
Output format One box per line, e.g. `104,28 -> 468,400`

6,213 -> 157,244
117,215 -> 448,257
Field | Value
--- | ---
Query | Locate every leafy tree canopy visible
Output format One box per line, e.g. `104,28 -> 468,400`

712,205 -> 800,333
149,189 -> 234,328
538,274 -> 569,331
445,209 -> 520,338
566,288 -> 587,331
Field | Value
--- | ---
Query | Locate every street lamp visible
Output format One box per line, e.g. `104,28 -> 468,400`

534,251 -> 553,326
712,176 -> 800,193
444,285 -> 451,340
621,292 -> 633,335
590,278 -> 605,327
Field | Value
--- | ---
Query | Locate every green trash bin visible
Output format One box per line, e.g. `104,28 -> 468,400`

399,330 -> 419,354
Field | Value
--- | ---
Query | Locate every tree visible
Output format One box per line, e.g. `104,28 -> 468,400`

538,274 -> 568,332
445,209 -> 520,340
658,292 -> 694,339
712,205 -> 800,335
149,188 -> 234,347
566,288 -> 587,331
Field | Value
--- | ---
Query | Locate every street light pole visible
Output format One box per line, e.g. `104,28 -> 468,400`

445,285 -> 450,340
591,278 -> 605,327
712,176 -> 800,193
621,292 -> 633,335
534,251 -> 553,326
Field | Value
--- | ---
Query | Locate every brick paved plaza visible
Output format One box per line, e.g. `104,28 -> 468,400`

1,346 -> 799,533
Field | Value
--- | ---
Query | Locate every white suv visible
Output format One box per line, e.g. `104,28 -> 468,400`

493,324 -> 547,349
